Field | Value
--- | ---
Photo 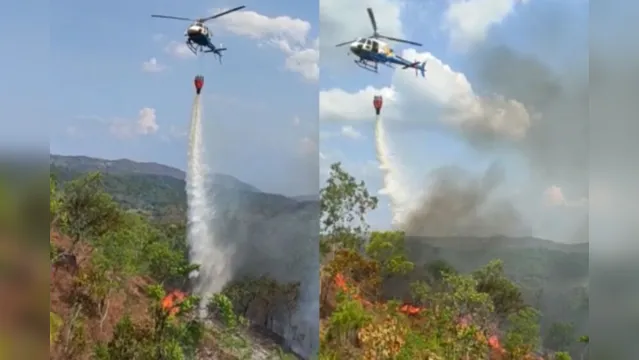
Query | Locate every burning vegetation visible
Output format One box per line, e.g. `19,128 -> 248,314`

319,163 -> 582,359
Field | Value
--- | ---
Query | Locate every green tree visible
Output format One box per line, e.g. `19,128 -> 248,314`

78,226 -> 143,330
421,272 -> 494,359
320,162 -> 377,252
325,292 -> 371,346
50,175 -> 64,225
60,172 -> 122,248
424,259 -> 458,288
473,259 -> 525,323
578,335 -> 589,360
503,306 -> 541,358
554,352 -> 572,360
365,231 -> 414,276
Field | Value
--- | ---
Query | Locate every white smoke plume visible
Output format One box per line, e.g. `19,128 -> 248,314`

186,94 -> 232,297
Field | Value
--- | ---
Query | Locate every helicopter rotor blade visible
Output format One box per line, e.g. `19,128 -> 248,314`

199,5 -> 246,22
378,35 -> 422,46
335,40 -> 357,47
367,8 -> 378,35
151,14 -> 195,21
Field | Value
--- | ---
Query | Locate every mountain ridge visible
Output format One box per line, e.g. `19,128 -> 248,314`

50,154 -> 263,193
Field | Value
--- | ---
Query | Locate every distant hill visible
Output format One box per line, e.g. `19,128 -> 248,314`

50,155 -> 267,221
50,154 -> 261,193
391,234 -> 589,338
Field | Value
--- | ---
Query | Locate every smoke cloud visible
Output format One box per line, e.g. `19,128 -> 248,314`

399,163 -> 528,237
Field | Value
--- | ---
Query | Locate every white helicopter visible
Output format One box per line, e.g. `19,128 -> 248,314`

151,6 -> 245,62
336,8 -> 426,77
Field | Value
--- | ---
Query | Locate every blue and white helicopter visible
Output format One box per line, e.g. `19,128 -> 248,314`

151,6 -> 246,63
336,8 -> 427,77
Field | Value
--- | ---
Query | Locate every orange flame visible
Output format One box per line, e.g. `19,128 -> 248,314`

331,273 -> 531,357
161,290 -> 187,316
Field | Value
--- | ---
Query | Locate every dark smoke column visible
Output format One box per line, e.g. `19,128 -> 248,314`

373,95 -> 383,115
194,75 -> 204,95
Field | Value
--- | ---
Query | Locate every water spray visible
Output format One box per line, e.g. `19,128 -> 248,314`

373,95 -> 411,226
187,75 -> 230,298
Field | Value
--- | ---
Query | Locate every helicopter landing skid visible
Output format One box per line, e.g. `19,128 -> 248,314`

186,41 -> 200,55
355,59 -> 378,73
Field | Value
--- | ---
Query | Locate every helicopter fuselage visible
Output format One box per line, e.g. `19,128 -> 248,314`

349,38 -> 406,67
185,23 -> 211,46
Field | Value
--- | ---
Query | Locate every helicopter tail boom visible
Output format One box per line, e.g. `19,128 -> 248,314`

402,60 -> 427,77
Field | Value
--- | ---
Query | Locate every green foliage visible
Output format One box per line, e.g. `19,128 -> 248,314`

59,172 -> 123,245
554,351 -> 572,360
208,293 -> 239,328
326,292 -> 371,343
425,259 -> 457,283
59,308 -> 89,359
365,231 -> 414,275
320,162 -> 377,251
503,306 -> 541,358
51,170 -> 210,359
94,315 -> 144,359
220,275 -> 300,327
95,301 -> 204,360
143,235 -> 198,286
578,335 -> 589,344
473,259 -> 526,321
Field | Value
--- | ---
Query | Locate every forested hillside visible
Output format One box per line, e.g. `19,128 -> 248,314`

318,163 -> 589,359
48,170 -> 303,359
46,155 -> 591,359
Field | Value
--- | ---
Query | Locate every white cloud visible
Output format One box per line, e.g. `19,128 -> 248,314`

442,0 -> 529,50
211,8 -> 318,81
320,0 -> 404,66
270,38 -> 319,81
164,41 -> 195,59
142,57 -> 166,72
109,107 -> 159,139
320,49 -> 532,140
152,33 -> 165,42
293,116 -> 301,126
341,125 -> 364,139
212,9 -> 311,43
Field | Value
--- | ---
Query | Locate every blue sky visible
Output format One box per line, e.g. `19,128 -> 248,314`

1,0 -> 590,239
44,0 -> 318,196
0,0 -> 49,150
319,0 -> 588,238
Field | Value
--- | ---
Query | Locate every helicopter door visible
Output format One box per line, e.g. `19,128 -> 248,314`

371,40 -> 379,53
364,39 -> 372,51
